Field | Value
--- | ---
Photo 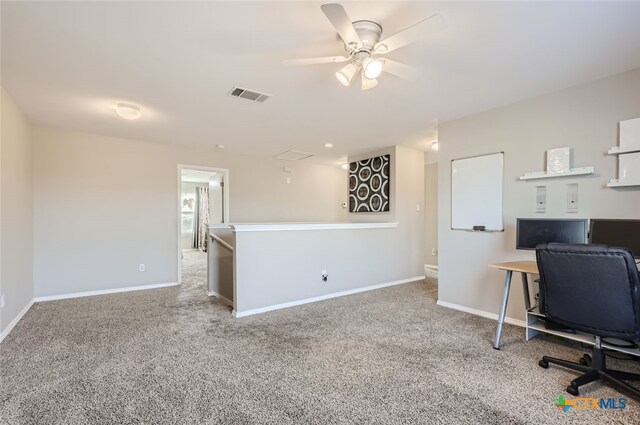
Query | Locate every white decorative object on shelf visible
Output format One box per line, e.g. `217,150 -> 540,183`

546,147 -> 571,174
619,117 -> 640,150
608,117 -> 640,188
520,166 -> 594,180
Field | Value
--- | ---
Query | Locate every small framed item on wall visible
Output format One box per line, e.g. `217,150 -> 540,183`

349,154 -> 390,212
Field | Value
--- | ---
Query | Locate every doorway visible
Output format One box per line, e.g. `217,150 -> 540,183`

178,165 -> 229,287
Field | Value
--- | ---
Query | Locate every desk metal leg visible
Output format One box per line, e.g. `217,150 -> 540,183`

494,270 -> 513,350
521,272 -> 531,310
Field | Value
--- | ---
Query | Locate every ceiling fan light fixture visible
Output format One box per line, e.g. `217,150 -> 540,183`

363,58 -> 384,79
336,63 -> 358,86
361,73 -> 378,90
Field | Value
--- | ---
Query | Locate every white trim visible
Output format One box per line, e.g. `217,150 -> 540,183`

34,282 -> 179,302
0,299 -> 35,343
424,264 -> 439,270
233,275 -> 424,318
231,222 -> 398,232
436,300 -> 526,328
207,291 -> 233,307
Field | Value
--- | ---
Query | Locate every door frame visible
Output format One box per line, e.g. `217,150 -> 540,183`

177,164 -> 229,285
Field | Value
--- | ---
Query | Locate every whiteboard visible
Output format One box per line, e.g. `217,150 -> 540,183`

451,152 -> 504,231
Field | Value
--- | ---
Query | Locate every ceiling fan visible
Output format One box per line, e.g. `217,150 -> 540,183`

284,3 -> 445,90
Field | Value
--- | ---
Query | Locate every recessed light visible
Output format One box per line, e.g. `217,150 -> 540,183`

324,143 -> 334,148
115,103 -> 142,120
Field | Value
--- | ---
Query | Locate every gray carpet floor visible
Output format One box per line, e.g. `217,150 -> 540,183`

181,249 -> 207,289
1,274 -> 639,424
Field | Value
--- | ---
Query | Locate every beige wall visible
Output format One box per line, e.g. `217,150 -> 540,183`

233,145 -> 426,315
33,126 -> 347,297
438,68 -> 640,322
424,163 -> 438,267
1,88 -> 34,336
347,146 -> 425,272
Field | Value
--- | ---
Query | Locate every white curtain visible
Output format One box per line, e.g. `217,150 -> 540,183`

193,186 -> 210,251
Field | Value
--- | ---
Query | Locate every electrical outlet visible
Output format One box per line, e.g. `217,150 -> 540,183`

321,269 -> 328,282
1,294 -> 4,308
416,204 -> 421,212
431,248 -> 438,256
139,264 -> 145,272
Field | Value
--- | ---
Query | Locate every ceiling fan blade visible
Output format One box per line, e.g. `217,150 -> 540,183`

283,56 -> 350,66
361,73 -> 378,91
374,13 -> 445,54
382,59 -> 420,80
321,3 -> 362,49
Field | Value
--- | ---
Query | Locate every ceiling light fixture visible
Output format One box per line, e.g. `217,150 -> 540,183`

115,103 -> 142,120
361,73 -> 378,90
335,63 -> 359,87
324,143 -> 334,148
363,58 -> 384,79
431,140 -> 439,152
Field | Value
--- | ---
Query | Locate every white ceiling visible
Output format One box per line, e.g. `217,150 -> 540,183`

2,1 -> 640,165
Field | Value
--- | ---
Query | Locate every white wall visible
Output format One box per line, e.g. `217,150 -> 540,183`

33,126 -> 347,298
0,88 -> 34,337
424,163 -> 438,267
438,68 -> 640,322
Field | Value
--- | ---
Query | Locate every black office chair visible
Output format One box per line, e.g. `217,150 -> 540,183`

535,243 -> 640,399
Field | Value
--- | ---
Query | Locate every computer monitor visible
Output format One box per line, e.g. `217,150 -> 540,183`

516,218 -> 588,250
589,219 -> 640,259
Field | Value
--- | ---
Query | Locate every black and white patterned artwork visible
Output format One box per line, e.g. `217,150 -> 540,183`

349,154 -> 390,213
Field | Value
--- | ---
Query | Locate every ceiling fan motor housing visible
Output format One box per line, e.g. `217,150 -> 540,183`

349,20 -> 382,53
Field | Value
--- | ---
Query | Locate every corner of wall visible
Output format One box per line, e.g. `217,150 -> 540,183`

0,87 -> 35,339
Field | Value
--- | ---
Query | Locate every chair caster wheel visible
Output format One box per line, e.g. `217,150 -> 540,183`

539,360 -> 549,369
567,385 -> 579,396
579,358 -> 587,365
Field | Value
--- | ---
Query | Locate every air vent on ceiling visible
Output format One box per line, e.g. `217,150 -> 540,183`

229,86 -> 271,103
274,150 -> 315,161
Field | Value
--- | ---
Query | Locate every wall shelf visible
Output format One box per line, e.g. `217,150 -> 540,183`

519,166 -> 594,180
606,180 -> 640,188
607,146 -> 640,155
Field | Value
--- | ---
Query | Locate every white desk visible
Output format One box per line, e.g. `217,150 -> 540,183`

488,261 -> 539,350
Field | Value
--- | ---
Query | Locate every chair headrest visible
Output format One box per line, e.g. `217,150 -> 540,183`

537,243 -> 610,254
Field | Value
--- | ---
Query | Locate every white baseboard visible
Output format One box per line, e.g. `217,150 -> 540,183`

436,299 -> 526,328
207,290 -> 233,307
424,264 -> 439,270
0,299 -> 35,343
34,282 -> 179,302
233,275 -> 425,318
